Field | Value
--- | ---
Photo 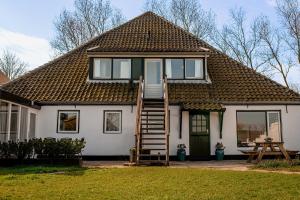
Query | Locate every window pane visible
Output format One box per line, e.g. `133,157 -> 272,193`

113,59 -> 131,79
185,59 -> 203,78
29,113 -> 36,139
166,59 -> 184,79
10,104 -> 19,142
237,112 -> 266,147
93,58 -> 111,79
0,101 -> 8,142
59,111 -> 78,132
268,112 -> 281,142
20,107 -> 28,141
105,112 -> 121,133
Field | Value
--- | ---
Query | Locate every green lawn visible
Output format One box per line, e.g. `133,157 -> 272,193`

0,166 -> 300,200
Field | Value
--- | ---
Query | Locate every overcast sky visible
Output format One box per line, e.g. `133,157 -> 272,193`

0,0 -> 299,85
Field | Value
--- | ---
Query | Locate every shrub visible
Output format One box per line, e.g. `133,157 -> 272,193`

256,160 -> 292,169
0,138 -> 85,160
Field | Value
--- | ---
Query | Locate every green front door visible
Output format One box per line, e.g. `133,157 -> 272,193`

189,112 -> 210,160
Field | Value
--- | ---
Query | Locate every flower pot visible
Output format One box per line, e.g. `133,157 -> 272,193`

215,149 -> 224,161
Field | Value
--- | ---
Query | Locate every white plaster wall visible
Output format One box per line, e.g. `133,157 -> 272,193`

211,105 -> 300,155
36,104 -> 300,156
36,105 -> 187,156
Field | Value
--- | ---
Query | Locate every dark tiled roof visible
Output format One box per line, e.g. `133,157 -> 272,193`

2,12 -> 300,105
182,102 -> 224,111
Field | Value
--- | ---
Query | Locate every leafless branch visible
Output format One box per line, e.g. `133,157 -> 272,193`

0,50 -> 28,80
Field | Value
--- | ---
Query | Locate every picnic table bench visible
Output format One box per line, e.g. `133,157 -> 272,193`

240,142 -> 298,163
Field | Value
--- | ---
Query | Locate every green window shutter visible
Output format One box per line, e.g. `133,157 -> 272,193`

131,58 -> 143,80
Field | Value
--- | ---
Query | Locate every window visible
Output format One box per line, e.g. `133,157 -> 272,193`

113,59 -> 131,79
104,111 -> 122,133
93,58 -> 111,79
166,59 -> 184,79
29,113 -> 36,139
10,104 -> 19,141
20,107 -> 28,141
0,101 -> 8,142
57,111 -> 79,133
185,59 -> 204,79
237,111 -> 281,147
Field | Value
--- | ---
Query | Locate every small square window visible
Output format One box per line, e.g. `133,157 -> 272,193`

93,58 -> 112,79
185,59 -> 204,79
57,111 -> 79,133
104,111 -> 122,133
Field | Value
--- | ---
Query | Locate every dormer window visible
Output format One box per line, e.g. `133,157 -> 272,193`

93,58 -> 111,79
166,59 -> 184,79
92,58 -> 131,80
185,59 -> 204,79
113,59 -> 131,79
165,58 -> 205,80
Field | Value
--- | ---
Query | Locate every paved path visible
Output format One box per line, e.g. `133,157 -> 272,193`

82,160 -> 300,174
83,160 -> 253,171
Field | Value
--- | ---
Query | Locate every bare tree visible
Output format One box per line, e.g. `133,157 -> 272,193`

51,0 -> 126,55
212,8 -> 270,74
144,0 -> 216,41
276,0 -> 300,63
0,50 -> 27,80
258,16 -> 296,88
144,0 -> 169,18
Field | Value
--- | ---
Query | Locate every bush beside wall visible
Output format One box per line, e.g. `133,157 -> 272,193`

0,138 -> 86,160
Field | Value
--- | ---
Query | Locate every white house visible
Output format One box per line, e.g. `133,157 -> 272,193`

1,12 -> 300,164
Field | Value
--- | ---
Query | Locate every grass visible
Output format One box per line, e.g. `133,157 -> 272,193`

0,166 -> 300,200
253,160 -> 300,172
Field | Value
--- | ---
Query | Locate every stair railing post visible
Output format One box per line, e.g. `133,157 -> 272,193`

163,76 -> 170,165
135,76 -> 143,165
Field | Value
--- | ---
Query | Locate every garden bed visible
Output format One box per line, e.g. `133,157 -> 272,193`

0,158 -> 82,167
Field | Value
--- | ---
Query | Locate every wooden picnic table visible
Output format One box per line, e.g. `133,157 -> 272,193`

240,141 -> 292,163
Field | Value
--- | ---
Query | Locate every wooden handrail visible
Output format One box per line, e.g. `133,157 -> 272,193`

135,76 -> 144,164
163,76 -> 169,165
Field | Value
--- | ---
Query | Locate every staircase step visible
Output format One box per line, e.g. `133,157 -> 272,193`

141,127 -> 165,130
142,143 -> 165,145
139,154 -> 166,157
141,114 -> 165,116
141,123 -> 164,126
142,132 -> 165,135
141,118 -> 164,121
147,148 -> 166,151
142,110 -> 165,112
142,138 -> 165,140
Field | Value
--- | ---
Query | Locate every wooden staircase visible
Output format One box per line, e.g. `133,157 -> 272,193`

135,76 -> 169,166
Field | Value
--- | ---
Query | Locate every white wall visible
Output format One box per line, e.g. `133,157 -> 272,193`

37,105 -> 188,156
36,104 -> 300,156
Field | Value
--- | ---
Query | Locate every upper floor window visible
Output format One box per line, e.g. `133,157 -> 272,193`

93,58 -> 131,79
113,59 -> 131,79
166,58 -> 204,79
166,59 -> 184,79
185,59 -> 204,79
93,58 -> 111,79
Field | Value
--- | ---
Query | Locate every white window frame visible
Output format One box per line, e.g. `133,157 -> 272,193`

104,111 -> 122,134
184,58 -> 204,79
57,110 -> 79,133
93,58 -> 112,79
113,59 -> 131,79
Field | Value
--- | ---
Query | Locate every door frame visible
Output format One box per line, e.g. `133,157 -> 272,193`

189,111 -> 211,160
144,59 -> 163,98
